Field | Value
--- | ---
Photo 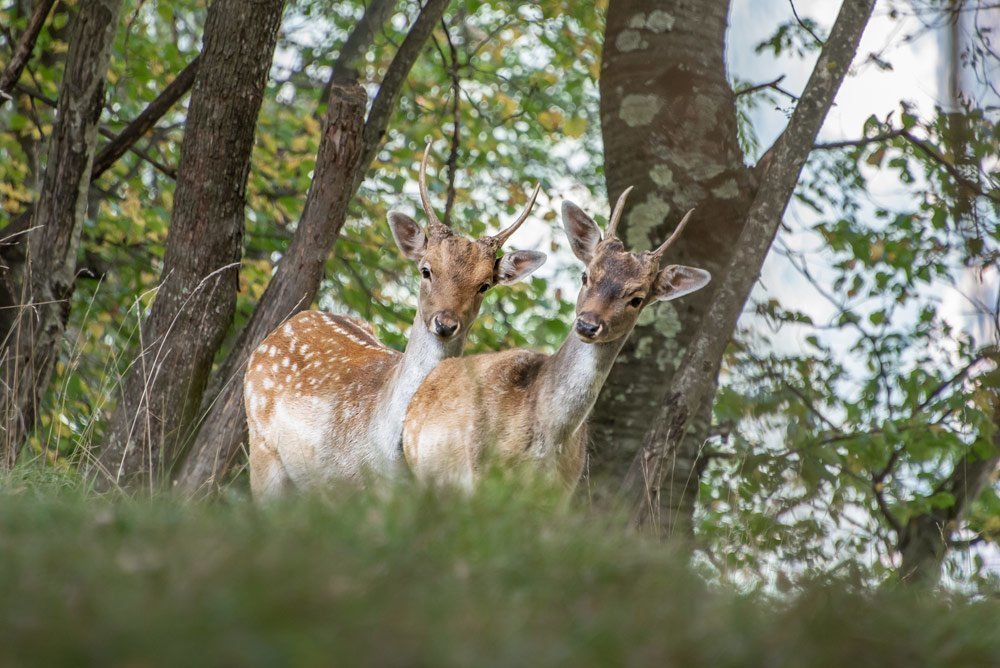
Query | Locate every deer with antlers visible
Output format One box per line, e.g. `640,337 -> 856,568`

402,187 -> 711,490
245,147 -> 546,496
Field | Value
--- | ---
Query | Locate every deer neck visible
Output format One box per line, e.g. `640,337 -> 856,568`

374,309 -> 465,458
535,331 -> 628,450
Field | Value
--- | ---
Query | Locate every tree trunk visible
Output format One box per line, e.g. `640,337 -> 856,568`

0,0 -> 124,470
174,0 -> 452,493
590,0 -> 754,534
622,0 -> 877,536
93,0 -> 285,488
174,83 -> 367,491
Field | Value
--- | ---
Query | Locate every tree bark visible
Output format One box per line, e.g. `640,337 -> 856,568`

621,0 -> 877,536
0,0 -> 124,471
0,0 -> 57,107
174,0 -> 452,493
93,0 -> 285,488
590,0 -> 754,529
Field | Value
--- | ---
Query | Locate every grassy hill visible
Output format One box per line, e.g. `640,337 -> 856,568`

1,467 -> 998,667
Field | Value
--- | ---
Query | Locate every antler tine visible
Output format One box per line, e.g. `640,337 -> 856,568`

418,141 -> 449,235
652,208 -> 695,257
490,182 -> 541,247
604,185 -> 634,240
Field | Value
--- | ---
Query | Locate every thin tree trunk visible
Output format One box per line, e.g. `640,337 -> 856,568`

0,0 -> 125,471
622,0 -> 877,535
898,390 -> 1000,584
175,0 -> 452,493
93,0 -> 286,488
590,0 -> 754,534
0,0 -> 57,107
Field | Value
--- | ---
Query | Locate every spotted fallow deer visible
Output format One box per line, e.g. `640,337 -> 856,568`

245,148 -> 546,497
402,187 -> 711,491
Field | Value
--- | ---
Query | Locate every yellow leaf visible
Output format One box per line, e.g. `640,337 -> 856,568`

564,116 -> 587,138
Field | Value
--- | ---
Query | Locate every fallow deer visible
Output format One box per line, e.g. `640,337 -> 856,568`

402,187 -> 711,490
246,147 -> 546,496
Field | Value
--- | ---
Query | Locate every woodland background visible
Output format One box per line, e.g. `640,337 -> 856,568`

1,0 -> 999,646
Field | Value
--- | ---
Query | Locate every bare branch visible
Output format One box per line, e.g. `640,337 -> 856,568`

0,0 -> 57,106
319,0 -> 399,107
789,0 -> 824,47
734,75 -> 797,100
353,0 -> 453,194
92,56 -> 199,179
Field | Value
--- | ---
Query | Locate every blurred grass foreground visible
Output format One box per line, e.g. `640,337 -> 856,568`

1,467 -> 999,667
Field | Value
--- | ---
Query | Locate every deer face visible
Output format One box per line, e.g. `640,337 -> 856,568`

387,146 -> 546,341
561,190 -> 711,344
389,220 -> 545,339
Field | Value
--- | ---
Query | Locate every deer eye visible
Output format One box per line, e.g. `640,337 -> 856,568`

628,296 -> 644,308
420,266 -> 431,279
478,283 -> 490,294
581,272 -> 588,285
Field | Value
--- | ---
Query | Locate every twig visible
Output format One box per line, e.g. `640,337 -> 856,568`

734,75 -> 798,100
789,0 -> 824,47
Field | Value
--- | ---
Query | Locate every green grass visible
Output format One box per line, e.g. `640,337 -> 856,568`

1,467 -> 999,667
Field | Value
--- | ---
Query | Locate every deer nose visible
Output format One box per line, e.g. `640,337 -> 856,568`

431,312 -> 460,338
574,316 -> 602,340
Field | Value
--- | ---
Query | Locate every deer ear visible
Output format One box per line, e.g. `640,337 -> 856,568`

652,265 -> 711,302
388,211 -> 427,261
561,201 -> 601,263
495,250 -> 546,285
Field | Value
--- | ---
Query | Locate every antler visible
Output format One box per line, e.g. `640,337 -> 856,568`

418,141 -> 452,238
652,208 -> 695,257
487,183 -> 541,248
604,186 -> 634,240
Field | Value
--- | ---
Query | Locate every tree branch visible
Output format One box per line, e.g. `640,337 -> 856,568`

318,0 -> 399,107
353,0 -> 453,195
91,56 -> 199,179
440,18 -> 461,224
2,57 -> 195,251
0,0 -> 57,106
734,75 -> 797,100
814,127 -> 1000,203
789,0 -> 824,47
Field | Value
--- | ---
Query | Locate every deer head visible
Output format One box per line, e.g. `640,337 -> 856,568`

388,145 -> 546,340
561,187 -> 711,343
